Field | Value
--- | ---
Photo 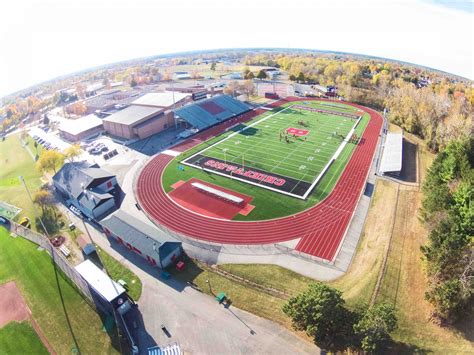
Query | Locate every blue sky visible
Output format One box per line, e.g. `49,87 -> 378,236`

0,0 -> 472,98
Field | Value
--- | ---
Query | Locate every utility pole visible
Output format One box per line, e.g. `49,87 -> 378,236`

19,175 -> 50,237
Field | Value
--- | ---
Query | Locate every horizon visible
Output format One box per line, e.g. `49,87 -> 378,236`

0,0 -> 473,98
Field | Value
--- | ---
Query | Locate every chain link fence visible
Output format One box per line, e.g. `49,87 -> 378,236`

9,222 -> 94,304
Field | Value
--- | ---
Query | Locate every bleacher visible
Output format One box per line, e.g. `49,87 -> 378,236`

174,95 -> 250,131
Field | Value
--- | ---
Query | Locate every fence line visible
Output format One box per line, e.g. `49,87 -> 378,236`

8,222 -> 94,304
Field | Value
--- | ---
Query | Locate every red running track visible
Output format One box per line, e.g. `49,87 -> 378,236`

136,98 -> 383,261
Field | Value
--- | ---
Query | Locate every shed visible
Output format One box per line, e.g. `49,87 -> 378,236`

100,211 -> 182,268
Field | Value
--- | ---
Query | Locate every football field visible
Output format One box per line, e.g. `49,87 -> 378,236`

182,101 -> 365,199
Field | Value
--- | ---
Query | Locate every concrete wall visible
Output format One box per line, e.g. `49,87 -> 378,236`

103,121 -> 134,139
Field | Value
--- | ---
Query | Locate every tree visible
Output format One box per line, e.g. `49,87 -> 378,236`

64,144 -> 82,162
257,70 -> 267,80
43,114 -> 50,125
210,62 -> 216,71
297,72 -> 305,82
36,150 -> 65,174
130,78 -> 138,87
282,282 -> 353,350
354,304 -> 397,353
244,71 -> 255,80
420,138 -> 473,322
289,74 -> 296,81
32,189 -> 53,213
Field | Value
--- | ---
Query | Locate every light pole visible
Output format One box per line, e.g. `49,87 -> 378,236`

19,175 -> 50,237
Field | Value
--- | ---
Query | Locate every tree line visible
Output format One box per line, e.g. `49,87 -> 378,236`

244,53 -> 473,153
420,137 -> 473,323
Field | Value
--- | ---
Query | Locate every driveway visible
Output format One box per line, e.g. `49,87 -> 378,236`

69,214 -> 318,354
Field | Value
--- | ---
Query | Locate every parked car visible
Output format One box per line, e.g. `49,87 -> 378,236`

69,205 -> 82,217
100,146 -> 109,152
0,216 -> 10,226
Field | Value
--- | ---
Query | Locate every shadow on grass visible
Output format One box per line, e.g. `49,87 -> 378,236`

385,339 -> 432,355
450,304 -> 474,343
238,127 -> 259,136
35,207 -> 64,235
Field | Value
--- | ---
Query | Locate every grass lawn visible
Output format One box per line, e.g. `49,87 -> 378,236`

190,137 -> 473,354
95,246 -> 142,301
0,134 -> 44,230
167,259 -> 297,331
0,227 -> 118,354
0,321 -> 48,355
162,100 -> 369,220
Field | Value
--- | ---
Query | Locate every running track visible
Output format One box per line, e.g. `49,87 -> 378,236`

136,98 -> 383,261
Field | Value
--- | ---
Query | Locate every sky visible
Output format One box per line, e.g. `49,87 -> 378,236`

0,0 -> 472,98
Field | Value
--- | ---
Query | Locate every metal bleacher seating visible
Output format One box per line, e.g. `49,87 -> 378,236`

174,95 -> 250,131
148,343 -> 182,355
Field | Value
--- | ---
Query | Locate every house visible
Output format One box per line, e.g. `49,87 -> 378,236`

53,162 -> 118,220
100,210 -> 182,269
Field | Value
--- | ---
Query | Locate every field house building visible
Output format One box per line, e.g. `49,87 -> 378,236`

58,114 -> 104,142
100,210 -> 182,269
102,92 -> 191,140
53,162 -> 118,220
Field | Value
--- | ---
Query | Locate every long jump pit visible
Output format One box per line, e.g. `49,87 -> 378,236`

0,281 -> 55,354
169,178 -> 255,220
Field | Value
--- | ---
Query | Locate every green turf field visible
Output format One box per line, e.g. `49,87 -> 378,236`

183,102 -> 361,196
162,100 -> 370,220
0,321 -> 48,355
0,227 -> 118,354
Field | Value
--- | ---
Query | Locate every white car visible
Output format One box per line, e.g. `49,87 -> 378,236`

69,205 -> 82,217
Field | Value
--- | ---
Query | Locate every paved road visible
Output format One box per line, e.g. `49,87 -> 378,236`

68,212 -> 319,354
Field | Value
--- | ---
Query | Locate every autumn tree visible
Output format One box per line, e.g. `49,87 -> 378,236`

64,144 -> 82,162
36,150 -> 65,174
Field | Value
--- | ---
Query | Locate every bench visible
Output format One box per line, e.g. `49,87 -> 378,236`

59,245 -> 70,257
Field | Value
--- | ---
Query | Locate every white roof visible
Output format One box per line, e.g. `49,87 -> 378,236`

59,114 -> 103,135
75,260 -> 125,302
380,133 -> 403,173
131,92 -> 190,108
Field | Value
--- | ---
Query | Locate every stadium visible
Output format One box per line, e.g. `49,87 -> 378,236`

135,96 -> 383,263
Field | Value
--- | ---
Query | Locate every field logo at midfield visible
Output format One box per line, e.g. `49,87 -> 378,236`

286,127 -> 309,136
204,159 -> 286,186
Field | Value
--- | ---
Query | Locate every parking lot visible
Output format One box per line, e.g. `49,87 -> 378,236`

29,126 -> 71,152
